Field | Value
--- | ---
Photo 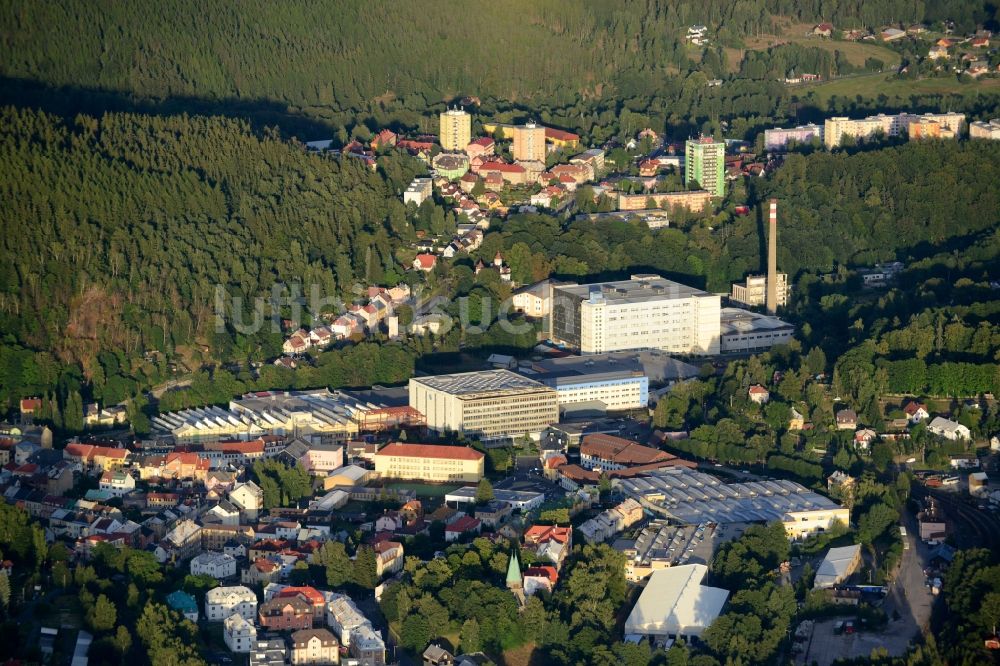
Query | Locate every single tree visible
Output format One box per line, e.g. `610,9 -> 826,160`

475,478 -> 494,504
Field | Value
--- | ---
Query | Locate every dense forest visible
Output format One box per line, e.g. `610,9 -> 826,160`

1,0 -> 997,141
0,107 -> 423,411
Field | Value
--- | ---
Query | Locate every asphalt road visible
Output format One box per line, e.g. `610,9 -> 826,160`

800,507 -> 933,666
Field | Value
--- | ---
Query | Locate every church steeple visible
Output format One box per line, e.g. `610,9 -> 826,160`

506,548 -> 522,590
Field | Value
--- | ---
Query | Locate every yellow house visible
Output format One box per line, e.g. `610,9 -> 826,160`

788,407 -> 805,431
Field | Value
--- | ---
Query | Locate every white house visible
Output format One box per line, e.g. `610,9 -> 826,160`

205,585 -> 258,622
229,481 -> 264,521
98,470 -> 136,497
928,416 -> 971,441
904,401 -> 929,424
190,552 -> 238,579
224,613 -> 257,653
202,500 -> 241,526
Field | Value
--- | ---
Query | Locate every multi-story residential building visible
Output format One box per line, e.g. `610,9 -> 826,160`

409,371 -> 559,443
616,190 -> 712,213
166,590 -> 200,622
190,551 -> 238,579
374,541 -> 404,577
763,124 -> 824,151
523,525 -> 573,568
63,443 -> 129,473
685,137 -> 725,197
259,596 -> 314,631
201,523 -> 255,551
825,112 -> 966,147
224,614 -> 258,653
512,122 -> 546,162
730,274 -> 789,308
970,118 -> 1000,140
511,279 -> 565,319
229,481 -> 264,521
325,594 -> 386,666
571,148 -> 606,174
205,585 -> 258,621
155,519 -> 202,564
290,628 -> 340,665
403,177 -> 433,206
551,274 -> 721,355
265,585 -> 328,620
374,443 -> 484,482
98,470 -> 135,497
350,624 -> 386,666
578,498 -> 645,543
439,108 -> 471,152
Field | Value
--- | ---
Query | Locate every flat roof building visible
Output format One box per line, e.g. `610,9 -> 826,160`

403,177 -> 433,207
440,108 -> 472,152
763,124 -> 824,151
409,370 -> 559,442
685,137 -> 725,197
444,486 -> 546,511
530,350 -> 700,385
825,112 -> 965,148
617,467 -> 848,539
374,443 -> 484,483
970,119 -> 1000,140
551,274 -> 721,355
719,308 -> 794,354
623,564 -> 729,641
512,123 -> 546,163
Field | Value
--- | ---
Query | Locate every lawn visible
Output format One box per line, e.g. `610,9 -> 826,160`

729,17 -> 901,71
799,71 -> 1000,105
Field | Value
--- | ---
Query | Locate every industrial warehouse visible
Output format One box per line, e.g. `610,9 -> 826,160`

617,468 -> 849,538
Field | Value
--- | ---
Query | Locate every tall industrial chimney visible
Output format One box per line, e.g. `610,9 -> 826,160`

766,199 -> 778,314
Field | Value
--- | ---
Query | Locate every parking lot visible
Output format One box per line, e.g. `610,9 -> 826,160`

799,617 -> 916,666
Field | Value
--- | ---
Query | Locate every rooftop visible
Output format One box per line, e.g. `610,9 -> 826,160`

530,350 -> 700,384
624,564 -> 729,636
617,467 -> 842,524
410,369 -> 550,396
814,544 -> 861,588
375,443 -> 484,462
720,308 -> 794,335
554,274 -> 711,305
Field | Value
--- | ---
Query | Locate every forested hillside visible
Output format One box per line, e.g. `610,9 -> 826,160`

1,0 -> 995,123
0,107 -> 421,409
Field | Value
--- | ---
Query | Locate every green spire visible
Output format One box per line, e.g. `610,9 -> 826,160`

506,549 -> 522,588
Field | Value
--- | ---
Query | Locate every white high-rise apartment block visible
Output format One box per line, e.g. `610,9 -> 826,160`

551,274 -> 721,355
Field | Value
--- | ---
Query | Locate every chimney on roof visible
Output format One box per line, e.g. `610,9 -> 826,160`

766,199 -> 778,314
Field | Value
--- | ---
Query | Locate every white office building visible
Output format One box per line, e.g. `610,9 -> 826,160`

551,274 -> 721,355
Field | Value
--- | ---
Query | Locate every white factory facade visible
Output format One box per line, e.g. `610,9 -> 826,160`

409,370 -> 559,442
550,274 -> 721,355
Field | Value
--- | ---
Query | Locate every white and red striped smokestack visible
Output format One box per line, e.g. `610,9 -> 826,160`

766,199 -> 778,314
